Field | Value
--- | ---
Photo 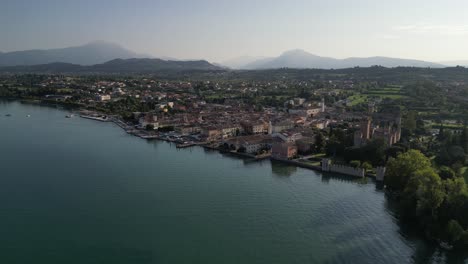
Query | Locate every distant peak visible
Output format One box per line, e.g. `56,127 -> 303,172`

281,49 -> 311,56
82,40 -> 123,48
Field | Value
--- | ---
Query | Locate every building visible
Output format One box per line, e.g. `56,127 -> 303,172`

273,131 -> 303,143
354,118 -> 372,147
96,94 -> 111,102
296,137 -> 316,154
223,135 -> 273,154
241,121 -> 268,134
220,124 -> 242,138
354,116 -> 401,147
175,125 -> 201,135
293,97 -> 306,106
139,113 -> 159,129
288,107 -> 322,117
201,127 -> 221,140
268,120 -> 294,134
271,142 -> 298,160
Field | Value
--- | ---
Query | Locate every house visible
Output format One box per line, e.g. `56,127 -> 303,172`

273,131 -> 303,143
139,113 -> 159,129
175,125 -> 201,135
268,120 -> 294,134
241,121 -> 268,134
96,94 -> 111,102
271,142 -> 298,160
220,124 -> 242,138
222,135 -> 273,154
201,127 -> 221,140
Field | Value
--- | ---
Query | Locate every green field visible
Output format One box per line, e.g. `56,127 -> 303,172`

431,123 -> 464,129
363,86 -> 406,99
347,94 -> 367,106
348,87 -> 406,105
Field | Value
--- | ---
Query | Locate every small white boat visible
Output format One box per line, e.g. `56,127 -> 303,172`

65,114 -> 74,118
26,115 -> 31,118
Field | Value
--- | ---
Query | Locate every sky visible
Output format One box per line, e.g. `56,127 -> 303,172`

2,0 -> 468,62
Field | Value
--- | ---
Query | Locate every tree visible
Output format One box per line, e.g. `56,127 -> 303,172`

385,150 -> 432,190
441,178 -> 468,226
403,168 -> 444,217
446,220 -> 464,244
315,133 -> 325,153
439,166 -> 457,180
461,123 -> 468,153
403,111 -> 417,133
350,160 -> 361,168
362,161 -> 372,172
448,146 -> 466,165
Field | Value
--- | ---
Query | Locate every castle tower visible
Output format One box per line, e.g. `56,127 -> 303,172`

361,118 -> 371,140
322,159 -> 331,172
368,102 -> 375,114
376,167 -> 386,181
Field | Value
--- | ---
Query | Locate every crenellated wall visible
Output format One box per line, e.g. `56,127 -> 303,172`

322,159 -> 365,178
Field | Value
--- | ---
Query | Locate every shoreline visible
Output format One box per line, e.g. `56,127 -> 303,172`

10,98 -> 379,181
79,112 -> 380,181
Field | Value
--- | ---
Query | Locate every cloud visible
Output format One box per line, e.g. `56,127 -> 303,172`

393,23 -> 468,36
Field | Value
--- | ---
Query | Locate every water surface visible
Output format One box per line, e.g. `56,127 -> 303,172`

0,101 -> 464,264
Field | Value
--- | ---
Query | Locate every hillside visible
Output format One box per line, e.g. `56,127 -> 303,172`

0,58 -> 223,74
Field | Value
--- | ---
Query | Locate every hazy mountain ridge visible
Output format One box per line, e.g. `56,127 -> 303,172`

440,60 -> 468,67
0,41 -> 147,66
0,42 -> 452,70
221,56 -> 269,69
0,58 -> 223,73
240,49 -> 445,69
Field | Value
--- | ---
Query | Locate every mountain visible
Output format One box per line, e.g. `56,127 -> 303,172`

90,58 -> 222,73
0,41 -> 147,66
439,60 -> 468,67
221,56 -> 269,69
0,58 -> 223,74
242,49 -> 444,69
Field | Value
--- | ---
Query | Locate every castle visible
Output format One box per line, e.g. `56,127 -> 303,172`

354,112 -> 401,147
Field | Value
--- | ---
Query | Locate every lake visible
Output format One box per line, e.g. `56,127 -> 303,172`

0,100 -> 465,264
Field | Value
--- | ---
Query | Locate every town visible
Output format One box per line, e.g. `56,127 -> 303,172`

1,69 -> 467,182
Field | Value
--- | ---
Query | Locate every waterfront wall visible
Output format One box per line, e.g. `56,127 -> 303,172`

322,159 -> 365,178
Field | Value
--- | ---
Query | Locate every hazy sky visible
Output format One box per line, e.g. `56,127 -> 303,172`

2,0 -> 468,62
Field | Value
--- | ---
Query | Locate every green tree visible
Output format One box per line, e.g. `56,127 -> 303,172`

403,111 -> 417,133
403,168 -> 445,217
315,133 -> 325,153
446,220 -> 465,244
461,123 -> 468,153
362,161 -> 372,172
350,160 -> 361,168
439,166 -> 457,180
385,150 -> 432,190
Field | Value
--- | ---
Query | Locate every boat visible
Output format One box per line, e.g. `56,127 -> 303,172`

5,114 -> 11,117
65,114 -> 74,118
26,115 -> 31,118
